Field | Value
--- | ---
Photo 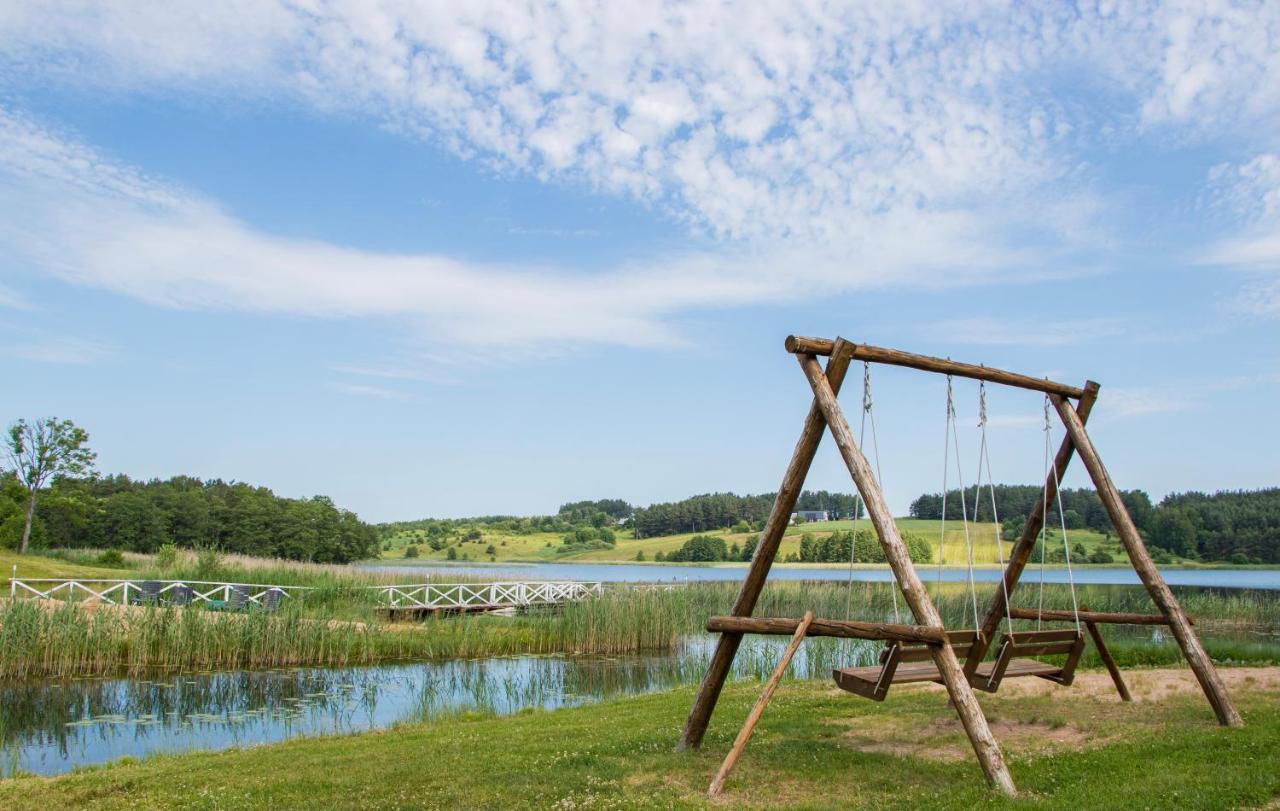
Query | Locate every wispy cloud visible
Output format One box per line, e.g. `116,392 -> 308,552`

1202,153 -> 1280,316
923,317 -> 1130,348
0,324 -> 112,365
0,108 -> 1083,360
326,382 -> 413,401
1,3 -> 1279,353
0,282 -> 26,310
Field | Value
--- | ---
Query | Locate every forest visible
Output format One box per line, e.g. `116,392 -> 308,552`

630,490 -> 862,538
910,485 -> 1280,564
908,485 -> 1155,532
0,473 -> 378,563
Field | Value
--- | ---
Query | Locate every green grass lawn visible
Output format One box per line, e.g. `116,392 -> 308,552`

0,549 -> 127,583
382,518 -> 1126,567
3,667 -> 1276,810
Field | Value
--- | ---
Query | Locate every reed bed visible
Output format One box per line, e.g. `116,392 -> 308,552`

2,578 -> 1277,680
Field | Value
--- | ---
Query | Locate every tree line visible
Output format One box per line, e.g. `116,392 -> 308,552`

0,473 -> 378,563
909,485 -> 1154,533
912,484 -> 1279,564
631,490 -> 862,538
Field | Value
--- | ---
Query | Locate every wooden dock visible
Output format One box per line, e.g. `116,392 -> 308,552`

372,581 -> 604,618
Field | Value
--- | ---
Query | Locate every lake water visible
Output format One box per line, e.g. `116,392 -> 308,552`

359,561 -> 1280,590
0,636 -> 878,778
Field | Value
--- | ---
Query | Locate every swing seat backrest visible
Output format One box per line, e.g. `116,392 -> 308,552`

971,628 -> 1086,693
834,630 -> 981,702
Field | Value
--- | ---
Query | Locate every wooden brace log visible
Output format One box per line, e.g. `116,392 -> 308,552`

707,615 -> 946,644
784,336 -> 1085,399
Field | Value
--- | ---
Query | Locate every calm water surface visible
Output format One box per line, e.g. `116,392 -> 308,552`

0,636 -> 878,777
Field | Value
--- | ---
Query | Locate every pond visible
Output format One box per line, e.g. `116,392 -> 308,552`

358,561 -> 1280,590
3,623 -> 1274,777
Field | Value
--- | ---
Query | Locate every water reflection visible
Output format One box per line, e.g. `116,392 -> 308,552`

0,636 -> 886,778
0,627 -> 1265,777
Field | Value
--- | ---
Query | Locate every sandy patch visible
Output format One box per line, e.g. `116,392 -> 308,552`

839,714 -> 1091,763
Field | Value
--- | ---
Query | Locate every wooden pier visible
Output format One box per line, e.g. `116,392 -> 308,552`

372,581 -> 604,618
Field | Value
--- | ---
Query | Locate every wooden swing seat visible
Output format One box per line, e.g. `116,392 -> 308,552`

968,628 -> 1086,693
832,630 -> 979,701
834,628 -> 1087,700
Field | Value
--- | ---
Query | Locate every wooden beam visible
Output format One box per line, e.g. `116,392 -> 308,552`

968,381 -> 1099,669
707,615 -> 947,644
1084,618 -> 1132,702
785,336 -> 1085,399
799,349 -> 1017,797
707,612 -> 813,798
1007,607 -> 1193,626
678,347 -> 853,751
1050,393 -> 1242,727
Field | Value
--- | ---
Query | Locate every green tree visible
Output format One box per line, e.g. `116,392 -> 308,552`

4,418 -> 95,554
1150,508 -> 1197,557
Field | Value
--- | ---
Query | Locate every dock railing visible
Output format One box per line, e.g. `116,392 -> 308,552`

8,577 -> 309,606
371,581 -> 604,611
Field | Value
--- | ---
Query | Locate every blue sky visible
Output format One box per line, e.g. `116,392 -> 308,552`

1,2 -> 1278,522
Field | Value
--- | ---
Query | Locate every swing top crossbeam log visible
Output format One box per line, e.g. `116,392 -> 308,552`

784,336 -> 1088,400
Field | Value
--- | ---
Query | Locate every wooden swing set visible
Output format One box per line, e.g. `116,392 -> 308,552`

686,336 -> 1243,798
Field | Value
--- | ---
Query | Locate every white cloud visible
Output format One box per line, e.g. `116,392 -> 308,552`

1202,153 -> 1280,314
2,3 -> 1280,347
0,108 -> 1073,356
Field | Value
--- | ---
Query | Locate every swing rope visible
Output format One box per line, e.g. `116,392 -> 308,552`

842,363 -> 898,667
937,375 -> 980,632
1036,395 -> 1083,634
971,383 -> 1015,640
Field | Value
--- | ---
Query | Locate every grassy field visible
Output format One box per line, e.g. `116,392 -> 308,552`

0,549 -> 126,581
1,667 -> 1276,809
382,518 -> 1123,567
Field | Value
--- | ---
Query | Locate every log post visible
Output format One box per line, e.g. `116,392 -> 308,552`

678,346 -> 853,751
969,382 -> 1098,665
1085,623 -> 1131,702
707,611 -> 814,798
1049,394 -> 1242,727
799,348 -> 1017,797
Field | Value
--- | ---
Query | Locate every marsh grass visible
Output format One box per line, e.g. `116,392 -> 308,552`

2,576 -> 1276,680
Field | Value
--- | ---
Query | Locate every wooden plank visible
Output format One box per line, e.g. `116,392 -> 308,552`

969,382 -> 1099,670
1007,607 -> 1192,626
679,347 -> 854,751
1050,394 -> 1243,727
707,612 -> 813,797
784,336 -> 1085,399
706,615 -> 946,644
1085,620 -> 1132,701
798,349 -> 1017,797
1007,629 -> 1081,644
974,659 -> 1064,679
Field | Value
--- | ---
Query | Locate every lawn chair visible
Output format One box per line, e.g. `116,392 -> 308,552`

132,580 -> 163,606
170,584 -> 194,606
260,587 -> 285,612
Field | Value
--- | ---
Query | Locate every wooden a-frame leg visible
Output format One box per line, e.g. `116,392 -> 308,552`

1085,620 -> 1131,701
800,346 -> 1017,797
678,348 -> 853,751
970,382 -> 1099,664
707,612 -> 814,798
1050,394 -> 1242,727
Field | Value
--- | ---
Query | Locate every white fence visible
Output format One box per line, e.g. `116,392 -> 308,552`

8,578 -> 307,607
7,576 -> 604,613
372,581 -> 604,611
